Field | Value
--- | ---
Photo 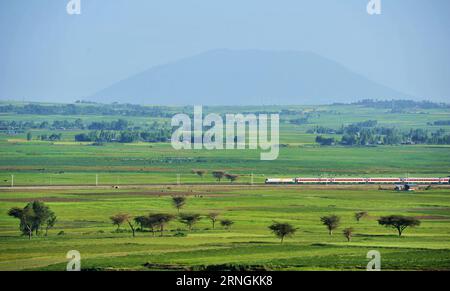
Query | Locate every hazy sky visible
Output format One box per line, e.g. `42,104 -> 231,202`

0,0 -> 449,102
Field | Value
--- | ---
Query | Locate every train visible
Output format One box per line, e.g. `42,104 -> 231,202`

265,177 -> 450,185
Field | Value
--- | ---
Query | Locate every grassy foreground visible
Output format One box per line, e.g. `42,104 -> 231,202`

0,185 -> 449,271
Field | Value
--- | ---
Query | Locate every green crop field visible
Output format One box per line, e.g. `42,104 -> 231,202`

0,102 -> 449,271
0,185 -> 449,271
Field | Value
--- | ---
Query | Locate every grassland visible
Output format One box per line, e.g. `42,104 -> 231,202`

0,185 -> 449,271
0,102 -> 449,271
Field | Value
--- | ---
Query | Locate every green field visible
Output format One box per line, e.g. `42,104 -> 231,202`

0,185 -> 449,271
0,102 -> 449,271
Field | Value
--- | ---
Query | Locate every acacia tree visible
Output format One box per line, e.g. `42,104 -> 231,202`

208,212 -> 220,229
149,213 -> 175,236
179,213 -> 202,231
212,171 -> 226,183
8,207 -> 34,239
225,174 -> 239,184
320,215 -> 341,235
44,211 -> 57,236
220,219 -> 234,230
355,211 -> 368,222
192,169 -> 207,179
8,201 -> 55,239
378,215 -> 421,237
29,201 -> 53,236
343,228 -> 354,242
118,213 -> 136,237
134,215 -> 160,236
172,196 -> 186,214
110,213 -> 128,231
268,222 -> 297,244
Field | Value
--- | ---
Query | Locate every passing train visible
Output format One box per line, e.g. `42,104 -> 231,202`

265,177 -> 450,185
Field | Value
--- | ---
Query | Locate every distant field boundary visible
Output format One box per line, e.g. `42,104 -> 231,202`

1,184 -> 449,191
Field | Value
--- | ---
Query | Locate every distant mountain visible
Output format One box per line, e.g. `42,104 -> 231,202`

89,49 -> 411,105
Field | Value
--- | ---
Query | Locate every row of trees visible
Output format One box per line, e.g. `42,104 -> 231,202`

319,212 -> 421,240
2,118 -> 128,131
192,170 -> 240,183
6,201 -> 421,243
75,129 -> 171,143
269,212 -> 421,244
110,197 -> 234,237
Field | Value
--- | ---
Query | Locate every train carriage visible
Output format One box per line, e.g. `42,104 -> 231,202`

265,176 -> 450,185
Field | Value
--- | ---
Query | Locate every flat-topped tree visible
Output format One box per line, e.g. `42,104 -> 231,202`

110,213 -> 136,237
179,213 -> 202,231
268,222 -> 297,244
192,169 -> 207,179
172,196 -> 186,214
149,213 -> 175,237
208,212 -> 220,229
355,211 -> 368,222
378,215 -> 421,237
343,228 -> 354,242
320,215 -> 341,235
220,219 -> 234,230
225,174 -> 239,183
212,171 -> 226,183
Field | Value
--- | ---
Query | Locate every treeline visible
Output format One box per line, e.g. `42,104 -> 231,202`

315,121 -> 450,146
0,103 -> 176,117
428,120 -> 450,126
75,129 -> 171,143
308,120 -> 378,135
38,133 -> 62,141
1,118 -> 170,133
351,99 -> 450,109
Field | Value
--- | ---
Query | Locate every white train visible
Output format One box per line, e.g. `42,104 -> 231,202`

265,177 -> 450,185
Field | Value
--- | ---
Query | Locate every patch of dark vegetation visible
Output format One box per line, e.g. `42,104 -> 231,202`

0,197 -> 85,203
193,264 -> 271,271
142,262 -> 271,271
143,263 -> 191,271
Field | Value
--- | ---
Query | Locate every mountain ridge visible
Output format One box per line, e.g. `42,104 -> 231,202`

89,49 -> 412,105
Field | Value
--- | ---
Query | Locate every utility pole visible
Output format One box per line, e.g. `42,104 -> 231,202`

11,174 -> 14,188
177,174 -> 181,185
250,173 -> 254,186
95,174 -> 98,186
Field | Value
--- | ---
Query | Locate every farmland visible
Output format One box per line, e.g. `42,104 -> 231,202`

0,101 -> 449,271
0,185 -> 449,271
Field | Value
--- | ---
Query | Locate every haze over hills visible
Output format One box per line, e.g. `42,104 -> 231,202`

90,49 -> 411,105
